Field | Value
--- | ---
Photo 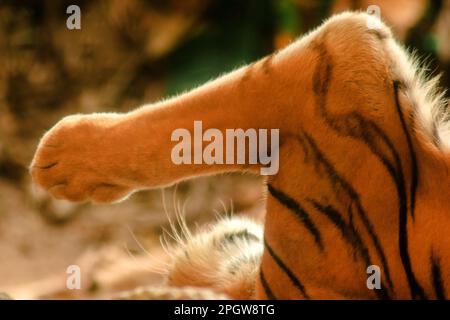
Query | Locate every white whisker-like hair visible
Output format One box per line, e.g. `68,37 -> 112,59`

386,38 -> 449,150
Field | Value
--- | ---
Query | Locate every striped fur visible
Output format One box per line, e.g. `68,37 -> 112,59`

31,12 -> 449,299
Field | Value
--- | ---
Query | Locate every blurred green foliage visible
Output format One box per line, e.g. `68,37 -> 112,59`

166,0 -> 276,95
165,0 -> 448,96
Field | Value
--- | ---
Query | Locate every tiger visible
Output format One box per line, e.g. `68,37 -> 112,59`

30,11 -> 449,300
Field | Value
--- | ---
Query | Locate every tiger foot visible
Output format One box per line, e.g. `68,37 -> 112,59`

30,113 -> 146,203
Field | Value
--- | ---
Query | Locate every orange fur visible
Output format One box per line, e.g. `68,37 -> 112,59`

30,12 -> 449,299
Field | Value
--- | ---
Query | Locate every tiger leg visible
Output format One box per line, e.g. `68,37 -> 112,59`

30,11 -> 449,300
29,11 -> 393,298
29,56 -> 277,203
31,0 -> 342,202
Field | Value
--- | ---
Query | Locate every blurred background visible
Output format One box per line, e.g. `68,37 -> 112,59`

0,0 -> 449,299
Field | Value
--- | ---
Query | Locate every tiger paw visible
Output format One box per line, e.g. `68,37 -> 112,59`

30,114 -> 135,203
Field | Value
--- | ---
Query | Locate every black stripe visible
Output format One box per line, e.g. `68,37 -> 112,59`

393,80 -> 419,220
264,238 -> 310,299
307,199 -> 390,299
268,184 -> 324,251
431,254 -> 446,300
301,132 -> 395,294
259,269 -> 277,300
311,42 -> 427,298
307,199 -> 368,261
390,81 -> 426,299
261,53 -> 274,75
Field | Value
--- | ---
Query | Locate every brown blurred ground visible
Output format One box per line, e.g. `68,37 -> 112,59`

0,0 -> 448,299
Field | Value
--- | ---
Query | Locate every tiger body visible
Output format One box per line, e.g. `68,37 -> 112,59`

31,12 -> 449,299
